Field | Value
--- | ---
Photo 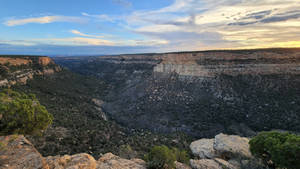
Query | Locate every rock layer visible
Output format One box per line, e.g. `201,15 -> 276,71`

0,56 -> 61,87
0,135 -> 146,169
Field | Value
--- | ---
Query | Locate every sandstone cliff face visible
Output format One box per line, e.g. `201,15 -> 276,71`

154,50 -> 300,77
0,135 -> 146,169
0,56 -> 61,87
97,49 -> 300,77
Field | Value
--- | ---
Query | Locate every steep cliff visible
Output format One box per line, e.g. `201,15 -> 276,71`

54,48 -> 300,138
0,55 -> 61,87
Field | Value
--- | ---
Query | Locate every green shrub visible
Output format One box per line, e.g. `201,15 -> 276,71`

0,89 -> 53,136
249,131 -> 300,169
171,147 -> 189,164
144,145 -> 189,169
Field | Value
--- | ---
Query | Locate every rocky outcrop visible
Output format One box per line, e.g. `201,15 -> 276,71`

0,134 -> 264,169
214,134 -> 252,159
0,135 -> 49,169
0,56 -> 61,87
38,57 -> 54,66
97,153 -> 146,169
175,161 -> 192,169
0,57 -> 32,66
0,135 -> 146,169
190,159 -> 223,169
46,153 -> 97,169
190,139 -> 217,159
189,133 -> 253,169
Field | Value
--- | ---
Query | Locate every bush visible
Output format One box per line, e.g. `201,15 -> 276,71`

249,131 -> 300,169
144,145 -> 189,169
0,89 -> 53,136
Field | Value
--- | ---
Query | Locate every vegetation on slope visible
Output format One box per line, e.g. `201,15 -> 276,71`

0,89 -> 52,136
144,145 -> 189,169
250,131 -> 300,169
11,69 -> 191,159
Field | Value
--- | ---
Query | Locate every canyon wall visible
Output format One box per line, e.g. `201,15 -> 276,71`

0,56 -> 61,87
54,48 -> 300,138
154,50 -> 300,77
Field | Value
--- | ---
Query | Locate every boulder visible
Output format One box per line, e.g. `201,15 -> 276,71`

175,161 -> 191,169
0,135 -> 49,169
213,133 -> 252,159
190,139 -> 217,159
214,158 -> 239,169
46,153 -> 97,169
96,153 -> 146,169
190,159 -> 222,169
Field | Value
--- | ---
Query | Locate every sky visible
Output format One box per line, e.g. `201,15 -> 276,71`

0,0 -> 300,55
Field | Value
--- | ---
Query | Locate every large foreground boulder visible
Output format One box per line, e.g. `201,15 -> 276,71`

190,139 -> 217,159
96,153 -> 146,169
189,133 -> 254,169
0,135 -> 147,169
46,153 -> 97,169
214,133 -> 252,159
0,135 -> 49,169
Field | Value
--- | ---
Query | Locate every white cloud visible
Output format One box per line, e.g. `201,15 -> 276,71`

81,12 -> 115,22
121,0 -> 300,50
4,15 -> 87,26
70,30 -> 105,38
50,37 -> 115,46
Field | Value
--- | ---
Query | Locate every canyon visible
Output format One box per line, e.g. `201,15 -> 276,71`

0,49 -> 299,164
55,48 -> 300,138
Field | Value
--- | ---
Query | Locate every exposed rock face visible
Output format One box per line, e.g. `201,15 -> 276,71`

54,48 -> 300,138
0,57 -> 32,66
189,133 -> 253,169
175,161 -> 192,169
97,153 -> 146,169
0,135 -> 49,169
0,135 -> 146,169
39,57 -> 54,66
214,133 -> 252,159
46,153 -> 97,169
190,159 -> 222,169
190,139 -> 217,159
0,56 -> 61,87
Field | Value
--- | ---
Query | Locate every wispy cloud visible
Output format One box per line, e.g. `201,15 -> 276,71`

112,0 -> 132,8
81,12 -> 115,22
4,15 -> 87,26
70,30 -> 105,38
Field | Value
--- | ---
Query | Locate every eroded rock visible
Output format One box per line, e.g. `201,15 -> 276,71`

190,139 -> 217,159
46,153 -> 97,169
175,161 -> 191,169
190,159 -> 222,169
0,135 -> 49,169
214,133 -> 252,159
97,153 -> 146,169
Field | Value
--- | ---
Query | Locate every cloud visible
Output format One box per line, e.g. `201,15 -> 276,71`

81,12 -> 115,22
4,15 -> 87,26
112,0 -> 132,8
51,37 -> 115,46
70,30 -> 105,38
120,0 -> 300,50
2,0 -> 300,54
